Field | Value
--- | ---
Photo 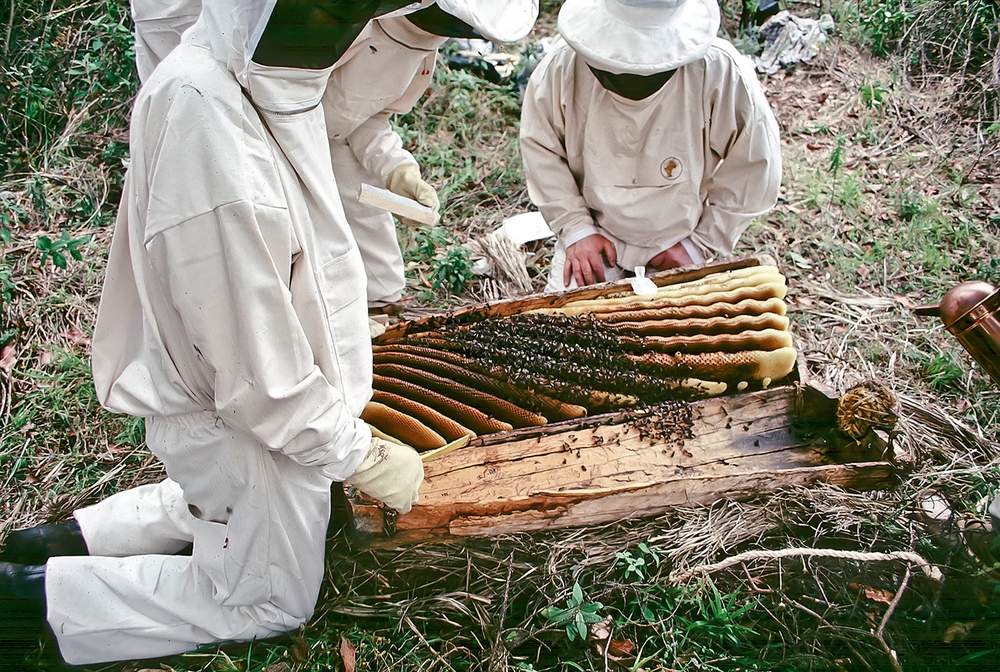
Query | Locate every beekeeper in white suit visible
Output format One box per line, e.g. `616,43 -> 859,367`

323,0 -> 537,310
520,0 -> 782,292
0,0 -> 426,666
127,0 -> 539,311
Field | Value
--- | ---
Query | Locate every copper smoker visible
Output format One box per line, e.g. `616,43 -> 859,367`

915,281 -> 1000,385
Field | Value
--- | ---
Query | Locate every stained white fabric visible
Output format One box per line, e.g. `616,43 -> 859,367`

131,0 -> 201,82
323,17 -> 445,304
558,0 -> 720,75
437,0 -> 538,43
521,38 -> 782,292
52,36 -> 380,663
51,412 -> 331,664
181,0 -> 276,87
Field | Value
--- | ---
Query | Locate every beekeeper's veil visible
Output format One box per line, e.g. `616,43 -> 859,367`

182,1 -> 423,86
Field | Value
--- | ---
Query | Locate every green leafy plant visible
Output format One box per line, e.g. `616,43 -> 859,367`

541,581 -> 605,642
859,80 -> 889,108
923,351 -> 966,392
829,134 -> 847,177
858,1 -> 915,58
431,245 -> 473,294
615,542 -> 662,581
409,225 -> 451,263
0,264 -> 15,306
36,230 -> 91,269
681,581 -> 760,649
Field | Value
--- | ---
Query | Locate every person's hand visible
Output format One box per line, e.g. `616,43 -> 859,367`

564,234 -> 617,287
386,164 -> 441,226
647,241 -> 694,271
344,437 -> 423,513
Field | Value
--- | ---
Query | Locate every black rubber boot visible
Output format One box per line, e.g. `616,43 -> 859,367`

0,519 -> 88,565
327,481 -> 355,539
0,562 -> 48,670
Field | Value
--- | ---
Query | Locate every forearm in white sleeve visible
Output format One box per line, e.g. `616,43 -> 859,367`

149,204 -> 371,481
346,112 -> 417,183
520,73 -> 600,244
690,76 -> 782,257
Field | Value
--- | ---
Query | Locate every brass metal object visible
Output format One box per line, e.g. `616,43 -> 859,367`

916,281 -> 1000,385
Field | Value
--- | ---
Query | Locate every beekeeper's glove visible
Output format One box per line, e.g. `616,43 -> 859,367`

368,317 -> 387,338
345,437 -> 423,513
386,163 -> 441,226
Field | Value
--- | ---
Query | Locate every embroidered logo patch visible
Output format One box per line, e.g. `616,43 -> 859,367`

660,157 -> 683,181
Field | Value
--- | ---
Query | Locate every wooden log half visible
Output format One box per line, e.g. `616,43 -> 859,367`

351,384 -> 895,539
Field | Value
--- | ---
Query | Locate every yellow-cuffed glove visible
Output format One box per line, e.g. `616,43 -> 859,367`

344,437 -> 423,513
385,163 -> 441,226
368,317 -> 387,338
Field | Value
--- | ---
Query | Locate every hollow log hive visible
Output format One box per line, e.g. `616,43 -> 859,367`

352,256 -> 895,539
364,263 -> 797,449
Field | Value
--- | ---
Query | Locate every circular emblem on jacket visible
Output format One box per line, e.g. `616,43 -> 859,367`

660,157 -> 683,181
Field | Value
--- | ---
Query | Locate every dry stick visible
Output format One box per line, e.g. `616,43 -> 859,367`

2,0 -> 13,56
404,615 -> 458,672
668,547 -> 943,583
874,566 -> 911,672
488,553 -> 516,672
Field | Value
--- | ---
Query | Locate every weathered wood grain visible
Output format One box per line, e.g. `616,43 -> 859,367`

350,382 -> 894,539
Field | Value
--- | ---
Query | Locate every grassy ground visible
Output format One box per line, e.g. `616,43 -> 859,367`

2,0 -> 1000,670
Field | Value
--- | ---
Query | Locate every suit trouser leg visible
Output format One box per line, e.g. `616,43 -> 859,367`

74,479 -> 194,556
45,413 -> 332,665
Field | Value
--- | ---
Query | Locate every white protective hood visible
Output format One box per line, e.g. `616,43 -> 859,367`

181,0 -> 277,86
437,0 -> 538,43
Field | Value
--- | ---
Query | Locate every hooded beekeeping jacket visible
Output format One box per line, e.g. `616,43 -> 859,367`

128,1 -> 441,305
43,0 -> 413,664
322,16 -> 445,304
520,38 -> 782,275
92,16 -> 374,486
324,16 -> 442,180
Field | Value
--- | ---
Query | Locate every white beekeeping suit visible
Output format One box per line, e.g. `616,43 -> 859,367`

33,0 -> 425,665
520,0 -> 782,292
128,1 -> 538,308
322,0 -> 538,307
131,0 -> 201,82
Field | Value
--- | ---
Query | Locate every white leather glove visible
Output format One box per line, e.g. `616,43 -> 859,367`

344,437 -> 423,513
386,163 -> 441,226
